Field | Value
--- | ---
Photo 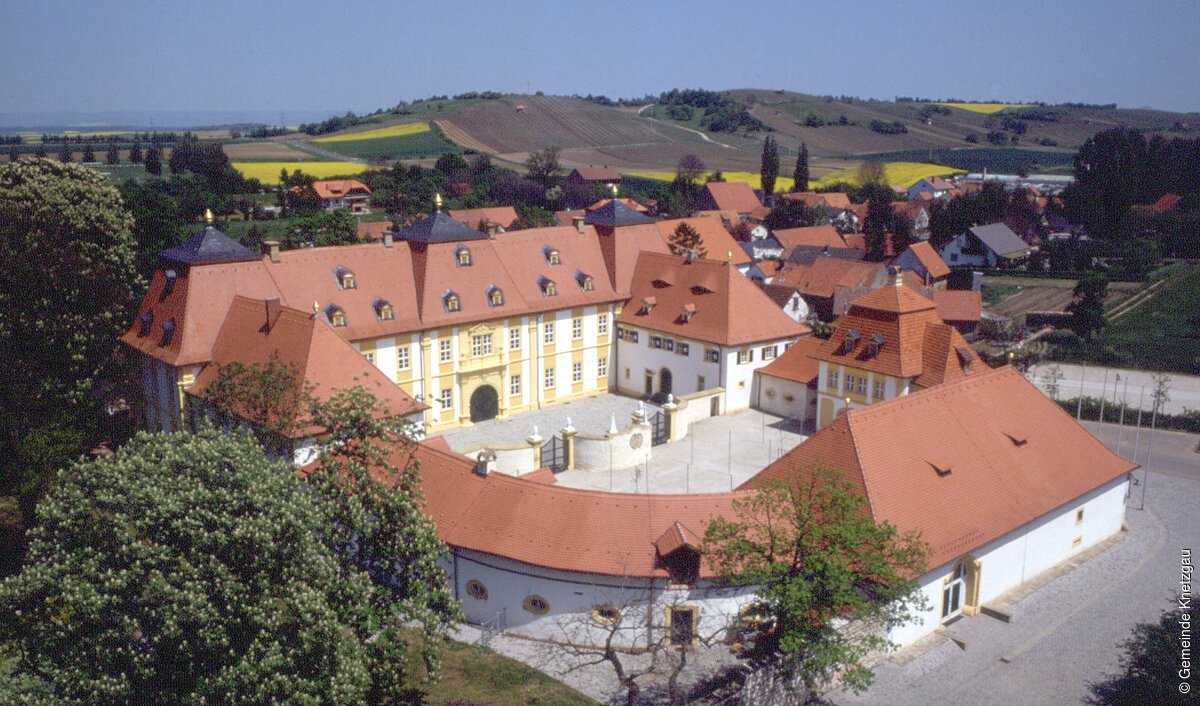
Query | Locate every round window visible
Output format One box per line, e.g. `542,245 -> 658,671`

522,595 -> 550,615
465,579 -> 488,601
592,604 -> 621,625
765,388 -> 777,399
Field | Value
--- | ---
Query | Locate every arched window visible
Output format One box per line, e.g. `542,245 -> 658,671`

487,286 -> 504,307
456,245 -> 472,267
336,268 -> 357,290
327,307 -> 347,327
444,291 -> 461,312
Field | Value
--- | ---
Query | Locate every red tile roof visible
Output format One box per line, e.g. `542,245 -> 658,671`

742,366 -> 1137,568
448,206 -> 519,231
188,296 -> 424,436
357,221 -> 394,242
654,216 -> 752,267
774,225 -> 846,252
619,252 -> 810,346
931,290 -> 982,323
907,242 -> 951,280
812,280 -> 981,384
1154,193 -> 1182,212
699,182 -> 762,214
554,209 -> 586,226
757,337 -> 823,384
595,222 -> 672,296
773,258 -> 885,298
310,179 -> 371,200
587,197 -> 651,214
359,441 -> 749,578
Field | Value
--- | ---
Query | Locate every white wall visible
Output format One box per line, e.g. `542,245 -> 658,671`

574,422 -> 653,472
447,549 -> 757,646
616,331 -> 720,399
890,476 -> 1128,646
753,374 -> 813,424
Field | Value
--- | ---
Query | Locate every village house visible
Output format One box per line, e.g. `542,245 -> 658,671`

940,222 -> 1034,268
907,176 -> 955,201
891,241 -> 951,289
695,181 -> 762,218
615,251 -> 810,410
751,336 -> 822,427
566,166 -> 622,186
295,179 -> 372,213
448,206 -> 519,233
772,257 -> 886,321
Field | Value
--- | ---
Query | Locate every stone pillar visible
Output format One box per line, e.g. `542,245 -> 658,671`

631,400 -> 648,427
662,393 -> 680,442
560,417 -> 578,470
526,425 -> 543,470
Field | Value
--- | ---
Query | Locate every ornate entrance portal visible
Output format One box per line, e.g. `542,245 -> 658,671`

469,385 -> 499,422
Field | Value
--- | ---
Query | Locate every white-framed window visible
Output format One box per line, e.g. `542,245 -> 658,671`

598,313 -> 609,335
705,348 -> 720,363
471,333 -> 493,357
572,362 -> 583,383
363,351 -> 375,364
439,339 -> 452,363
761,345 -> 776,360
598,357 -> 608,378
665,338 -> 675,352
510,374 -> 521,396
397,346 -> 410,370
677,342 -> 690,356
439,389 -> 452,410
510,327 -> 521,351
544,367 -> 555,389
873,379 -> 885,399
544,322 -> 555,345
827,368 -> 839,390
737,349 -> 752,364
856,375 -> 866,395
572,317 -> 583,340
651,335 -> 662,349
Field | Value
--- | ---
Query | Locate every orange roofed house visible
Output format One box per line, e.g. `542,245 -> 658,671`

296,179 -> 372,213
744,365 -> 1135,645
616,251 -> 810,411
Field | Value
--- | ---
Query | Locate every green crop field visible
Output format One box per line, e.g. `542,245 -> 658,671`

311,125 -> 460,160
854,148 -> 1075,175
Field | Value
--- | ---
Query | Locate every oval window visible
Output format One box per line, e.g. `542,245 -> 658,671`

522,595 -> 550,615
465,579 -> 488,601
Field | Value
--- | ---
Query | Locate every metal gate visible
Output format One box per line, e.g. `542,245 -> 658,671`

649,410 -> 668,446
541,434 -> 565,472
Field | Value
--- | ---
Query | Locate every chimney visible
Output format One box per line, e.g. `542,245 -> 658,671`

264,297 -> 282,331
263,239 -> 280,263
684,248 -> 697,263
572,215 -> 585,234
383,231 -> 394,248
486,222 -> 499,239
890,265 -> 904,286
475,449 -> 497,477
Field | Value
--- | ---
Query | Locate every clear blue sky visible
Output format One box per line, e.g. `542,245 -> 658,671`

2,0 -> 1198,118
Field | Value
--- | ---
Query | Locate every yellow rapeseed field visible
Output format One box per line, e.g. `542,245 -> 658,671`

811,162 -> 965,189
311,123 -> 430,143
625,171 -> 797,192
933,102 -> 1036,114
233,161 -> 370,184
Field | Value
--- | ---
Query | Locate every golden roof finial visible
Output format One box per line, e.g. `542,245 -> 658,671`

312,300 -> 320,316
434,193 -> 443,211
609,183 -> 619,198
204,208 -> 213,225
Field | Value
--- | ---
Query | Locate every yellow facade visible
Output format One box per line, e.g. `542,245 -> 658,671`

815,362 -> 906,429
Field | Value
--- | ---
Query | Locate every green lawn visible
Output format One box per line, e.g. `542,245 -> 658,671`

313,126 -> 460,160
403,636 -> 596,706
981,283 -> 1022,307
1048,265 -> 1200,374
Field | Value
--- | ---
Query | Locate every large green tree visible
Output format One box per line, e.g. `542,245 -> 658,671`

0,160 -> 143,571
792,142 -> 809,192
667,221 -> 707,258
0,427 -> 445,704
1063,127 -> 1147,240
861,183 -> 894,261
524,145 -> 562,187
1067,271 -> 1109,338
705,468 -> 928,695
760,135 -> 779,195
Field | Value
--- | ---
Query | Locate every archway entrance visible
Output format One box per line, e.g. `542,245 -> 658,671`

469,385 -> 499,423
658,367 -> 673,397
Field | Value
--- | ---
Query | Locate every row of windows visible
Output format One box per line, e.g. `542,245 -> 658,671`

736,345 -> 777,364
649,335 -> 691,357
434,358 -> 610,407
827,368 -> 888,399
390,318 -> 610,369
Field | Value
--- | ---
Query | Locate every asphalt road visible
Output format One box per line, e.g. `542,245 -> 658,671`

1026,364 -> 1200,418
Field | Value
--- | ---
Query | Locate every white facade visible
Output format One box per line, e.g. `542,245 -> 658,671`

446,548 -> 756,647
940,232 -> 996,268
615,325 -> 801,411
891,476 -> 1128,646
752,373 -> 815,426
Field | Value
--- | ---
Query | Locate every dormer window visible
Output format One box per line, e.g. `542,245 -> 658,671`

487,286 -> 504,307
867,332 -> 885,357
456,245 -> 472,267
443,291 -> 461,312
539,277 -> 557,297
327,306 -> 347,327
139,310 -> 154,336
375,299 -> 394,321
159,318 -> 175,347
679,303 -> 696,323
843,328 -> 861,352
576,271 -> 594,291
955,345 -> 974,372
336,268 -> 357,290
640,296 -> 656,314
162,269 -> 177,296
543,246 -> 560,265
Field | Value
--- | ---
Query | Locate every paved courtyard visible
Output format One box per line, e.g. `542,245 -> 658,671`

435,392 -> 809,493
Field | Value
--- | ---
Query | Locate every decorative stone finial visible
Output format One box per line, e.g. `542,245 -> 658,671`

434,193 -> 443,211
205,208 -> 213,225
312,300 -> 319,315
609,413 -> 618,435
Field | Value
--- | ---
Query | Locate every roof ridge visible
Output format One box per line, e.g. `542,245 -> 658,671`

842,415 -> 878,523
